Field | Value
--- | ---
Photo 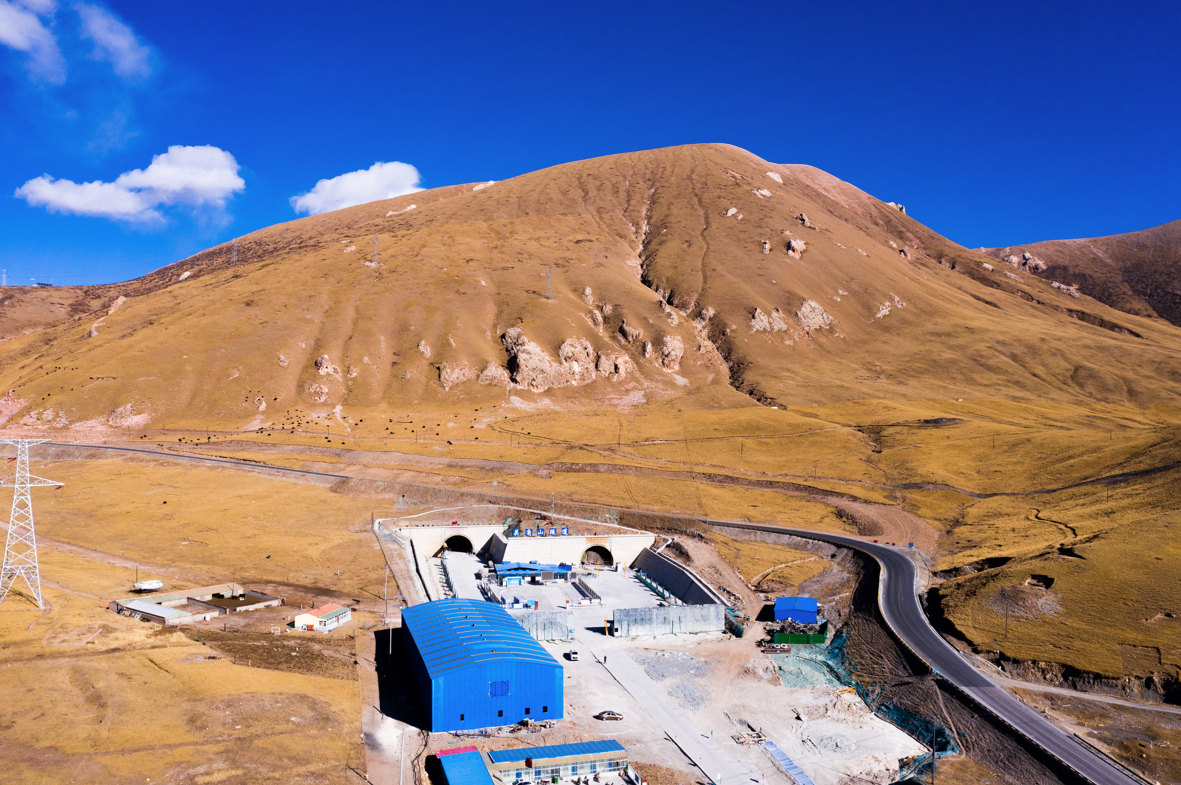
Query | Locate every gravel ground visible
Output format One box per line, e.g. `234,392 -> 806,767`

632,649 -> 712,680
664,680 -> 707,711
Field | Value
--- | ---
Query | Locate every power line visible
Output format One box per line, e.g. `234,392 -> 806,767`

0,439 -> 63,608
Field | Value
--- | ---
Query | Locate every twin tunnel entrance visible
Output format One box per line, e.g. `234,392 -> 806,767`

441,536 -> 614,567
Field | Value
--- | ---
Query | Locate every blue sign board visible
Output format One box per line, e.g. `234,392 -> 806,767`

512,529 -> 520,537
537,527 -> 546,537
549,527 -> 558,536
561,527 -> 569,535
524,528 -> 533,537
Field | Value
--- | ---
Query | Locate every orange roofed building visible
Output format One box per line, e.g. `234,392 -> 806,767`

293,603 -> 352,632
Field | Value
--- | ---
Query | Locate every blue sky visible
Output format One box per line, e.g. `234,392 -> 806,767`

1,1 -> 1178,286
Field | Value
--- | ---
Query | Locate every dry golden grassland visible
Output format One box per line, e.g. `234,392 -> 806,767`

707,532 -> 828,592
0,457 -> 386,784
1010,688 -> 1181,784
127,392 -> 1181,686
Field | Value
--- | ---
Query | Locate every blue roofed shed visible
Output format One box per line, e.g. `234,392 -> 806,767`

774,596 -> 819,624
438,749 -> 494,785
401,598 -> 563,732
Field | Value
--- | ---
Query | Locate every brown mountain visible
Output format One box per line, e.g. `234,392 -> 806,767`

0,143 -> 1179,432
983,219 -> 1181,325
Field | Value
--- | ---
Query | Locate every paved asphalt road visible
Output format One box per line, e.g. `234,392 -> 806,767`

720,522 -> 1146,785
47,443 -> 1147,784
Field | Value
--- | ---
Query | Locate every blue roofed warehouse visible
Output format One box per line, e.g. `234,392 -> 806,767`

774,596 -> 819,624
401,598 -> 563,732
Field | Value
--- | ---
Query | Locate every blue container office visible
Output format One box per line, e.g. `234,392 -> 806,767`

401,598 -> 564,732
774,596 -> 819,625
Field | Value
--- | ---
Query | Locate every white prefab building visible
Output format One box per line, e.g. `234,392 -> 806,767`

294,603 -> 352,632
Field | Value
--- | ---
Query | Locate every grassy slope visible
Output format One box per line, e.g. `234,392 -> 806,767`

984,218 -> 1181,325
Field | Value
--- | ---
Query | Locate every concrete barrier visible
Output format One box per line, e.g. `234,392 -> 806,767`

510,610 -> 575,641
612,605 -> 725,637
631,548 -> 726,606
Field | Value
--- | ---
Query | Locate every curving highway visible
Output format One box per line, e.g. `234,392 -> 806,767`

41,442 -> 1146,784
718,522 -> 1146,785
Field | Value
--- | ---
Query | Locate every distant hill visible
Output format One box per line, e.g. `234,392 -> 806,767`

983,219 -> 1181,326
2,143 -> 1180,432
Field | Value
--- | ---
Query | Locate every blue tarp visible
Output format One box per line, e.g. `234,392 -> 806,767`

774,596 -> 819,624
762,741 -> 816,785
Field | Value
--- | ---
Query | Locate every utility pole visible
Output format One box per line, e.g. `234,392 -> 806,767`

373,235 -> 379,266
545,267 -> 552,300
0,439 -> 63,608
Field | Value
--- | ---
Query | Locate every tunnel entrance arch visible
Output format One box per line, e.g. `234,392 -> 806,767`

581,545 -> 614,567
443,535 -> 473,554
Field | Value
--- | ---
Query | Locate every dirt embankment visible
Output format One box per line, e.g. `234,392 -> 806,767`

181,629 -> 358,680
841,552 -> 1081,785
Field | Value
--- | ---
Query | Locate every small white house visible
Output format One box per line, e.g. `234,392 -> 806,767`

294,603 -> 352,632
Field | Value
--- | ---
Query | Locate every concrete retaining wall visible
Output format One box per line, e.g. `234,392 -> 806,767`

632,548 -> 726,606
510,610 -> 575,641
489,531 -> 655,567
612,604 -> 725,637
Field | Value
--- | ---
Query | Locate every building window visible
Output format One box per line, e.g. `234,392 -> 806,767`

571,764 -> 578,775
542,705 -> 548,713
460,714 -> 464,721
498,710 -> 503,718
489,680 -> 510,697
524,707 -> 530,715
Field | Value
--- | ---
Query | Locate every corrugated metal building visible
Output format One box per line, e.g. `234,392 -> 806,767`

488,740 -> 628,781
401,598 -> 563,732
437,747 -> 495,785
774,596 -> 819,624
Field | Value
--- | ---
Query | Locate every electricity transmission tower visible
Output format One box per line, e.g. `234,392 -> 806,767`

545,267 -> 552,299
0,439 -> 63,608
373,235 -> 379,265
231,238 -> 239,264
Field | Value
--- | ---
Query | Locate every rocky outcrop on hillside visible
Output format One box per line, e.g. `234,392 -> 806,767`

596,353 -> 634,381
797,299 -> 835,333
438,361 -> 476,391
619,320 -> 643,343
0,390 -> 29,426
659,335 -> 684,371
1002,251 -> 1047,273
1051,281 -> 1081,298
501,328 -> 598,392
751,307 -> 790,332
315,354 -> 342,378
478,363 -> 511,388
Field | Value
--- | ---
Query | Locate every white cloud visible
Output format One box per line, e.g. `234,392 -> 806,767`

0,0 -> 66,83
291,160 -> 422,216
15,144 -> 245,221
76,2 -> 149,79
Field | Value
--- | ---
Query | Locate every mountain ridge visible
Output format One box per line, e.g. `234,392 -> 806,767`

1,143 -> 1179,434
